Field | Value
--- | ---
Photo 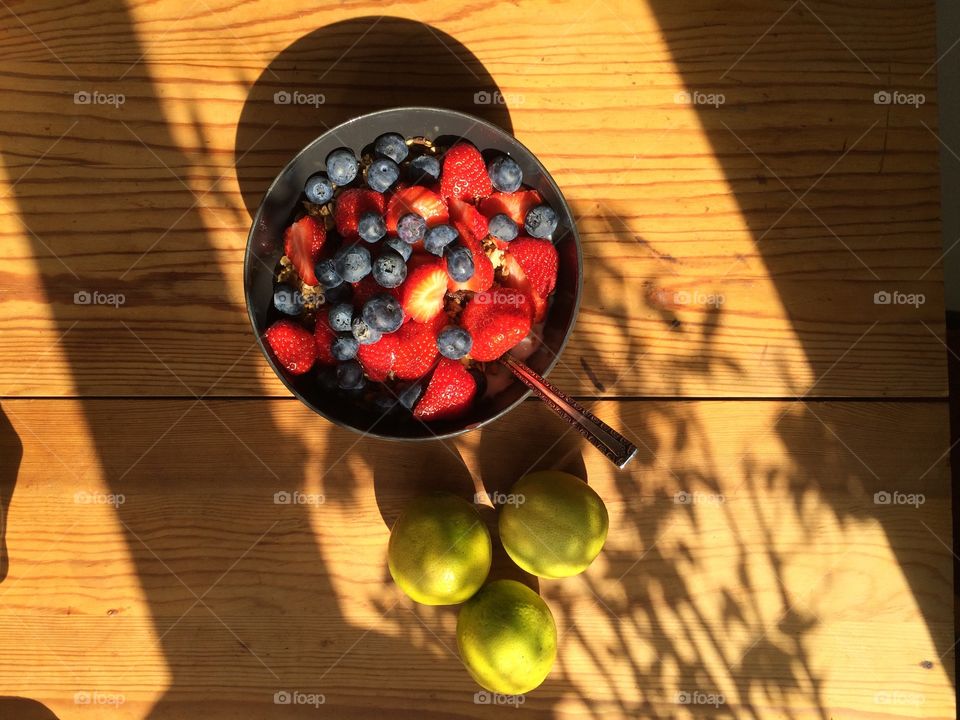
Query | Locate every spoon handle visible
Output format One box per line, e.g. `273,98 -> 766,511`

500,355 -> 639,469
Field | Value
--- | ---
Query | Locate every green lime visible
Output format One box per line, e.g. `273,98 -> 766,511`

388,493 -> 492,605
457,579 -> 557,694
498,470 -> 608,578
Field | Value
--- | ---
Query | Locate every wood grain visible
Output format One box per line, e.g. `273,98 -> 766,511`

0,0 -> 948,398
0,398 -> 953,718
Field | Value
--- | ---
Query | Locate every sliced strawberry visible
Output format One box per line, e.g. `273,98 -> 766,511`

440,142 -> 492,202
460,287 -> 533,361
506,236 -> 558,297
447,198 -> 489,244
265,319 -> 317,374
385,186 -> 449,233
399,260 -> 448,323
393,314 -> 443,380
413,358 -> 477,421
312,309 -> 338,366
500,252 -> 549,322
479,190 -> 542,225
447,231 -> 494,293
283,216 -> 327,286
334,188 -> 386,239
357,334 -> 398,381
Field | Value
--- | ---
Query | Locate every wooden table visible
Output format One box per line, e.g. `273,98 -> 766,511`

0,1 -> 953,718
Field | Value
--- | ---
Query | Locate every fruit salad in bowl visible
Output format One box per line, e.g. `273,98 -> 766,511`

245,108 -> 581,439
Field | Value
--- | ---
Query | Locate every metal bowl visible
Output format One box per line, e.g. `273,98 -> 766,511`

244,107 -> 582,440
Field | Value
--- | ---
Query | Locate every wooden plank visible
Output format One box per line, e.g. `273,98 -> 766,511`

0,398 -> 952,718
0,0 -> 947,398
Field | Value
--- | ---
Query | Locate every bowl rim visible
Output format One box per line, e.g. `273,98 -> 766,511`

244,106 -> 583,441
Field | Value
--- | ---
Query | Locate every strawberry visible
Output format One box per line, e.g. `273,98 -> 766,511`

440,142 -> 492,202
447,197 -> 489,244
506,236 -> 558,297
460,287 -> 533,361
413,357 -> 477,421
283,216 -> 327,286
500,252 -> 548,322
447,231 -> 494,293
335,188 -> 387,239
357,334 -> 398,381
393,314 -> 443,380
385,186 -> 449,233
265,319 -> 317,374
479,190 -> 542,225
312,309 -> 338,366
399,259 -> 448,323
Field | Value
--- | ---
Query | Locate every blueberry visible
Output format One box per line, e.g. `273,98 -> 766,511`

315,258 -> 343,289
335,244 -> 372,283
437,325 -> 473,359
351,316 -> 382,345
424,224 -> 459,256
358,211 -> 386,243
273,284 -> 304,316
326,148 -> 358,186
397,213 -> 427,244
488,213 -> 518,242
488,156 -> 523,193
328,302 -> 354,332
397,381 -> 424,410
336,359 -> 365,389
372,249 -> 408,288
304,173 -> 334,204
524,204 -> 558,239
323,281 -> 352,303
362,294 -> 404,333
445,243 -> 474,282
384,236 -> 412,261
331,334 -> 359,361
317,367 -> 338,391
367,158 -> 400,192
374,132 -> 409,164
373,392 -> 398,414
407,154 -> 440,184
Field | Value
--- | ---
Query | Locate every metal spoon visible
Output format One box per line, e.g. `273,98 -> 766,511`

500,354 -> 638,469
